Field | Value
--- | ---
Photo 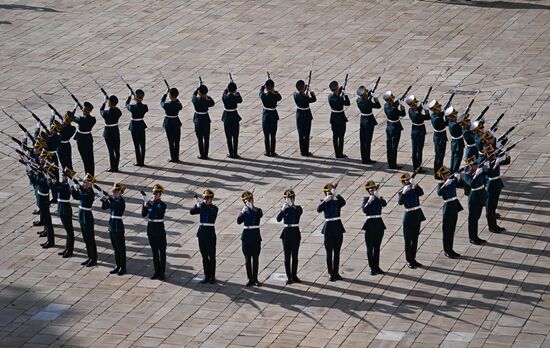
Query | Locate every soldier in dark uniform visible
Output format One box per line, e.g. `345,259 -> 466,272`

71,173 -> 97,266
47,121 -> 61,186
27,158 -> 55,248
470,121 -> 485,159
74,102 -> 96,176
445,107 -> 465,174
192,84 -> 215,160
356,86 -> 381,164
459,113 -> 477,161
142,184 -> 167,280
482,144 -> 510,233
54,170 -> 74,257
222,82 -> 242,158
100,95 -> 122,172
160,88 -> 183,163
190,189 -> 218,284
58,111 -> 76,171
259,79 -> 282,157
294,80 -> 316,156
361,180 -> 387,275
276,189 -> 303,284
237,191 -> 263,286
436,166 -> 462,258
382,91 -> 406,169
317,183 -> 346,281
397,173 -> 425,269
328,81 -> 350,158
462,156 -> 488,245
428,99 -> 448,178
101,183 -> 127,275
125,89 -> 148,166
405,95 -> 431,172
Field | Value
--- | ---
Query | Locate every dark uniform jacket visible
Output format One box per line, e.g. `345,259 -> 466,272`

100,106 -> 122,137
431,113 -> 448,144
237,207 -> 263,243
74,114 -> 96,141
60,123 -> 76,142
259,87 -> 281,122
101,197 -> 125,234
408,107 -> 431,135
294,92 -> 316,120
463,129 -> 477,158
361,196 -> 387,231
142,200 -> 167,234
125,98 -> 148,132
449,121 -> 465,149
190,203 -> 218,237
485,156 -> 510,194
317,195 -> 346,235
54,181 -> 72,217
221,92 -> 242,123
398,185 -> 426,225
328,94 -> 350,125
463,169 -> 487,206
160,95 -> 183,128
29,173 -> 50,207
384,103 -> 405,131
192,92 -> 215,125
357,97 -> 381,126
276,205 -> 303,240
71,187 -> 95,225
437,179 -> 464,214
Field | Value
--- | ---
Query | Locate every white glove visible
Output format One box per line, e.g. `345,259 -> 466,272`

142,195 -> 148,205
495,157 -> 502,166
309,89 -> 314,94
367,195 -> 375,205
245,201 -> 253,209
285,197 -> 292,206
496,140 -> 502,148
330,188 -> 337,195
281,202 -> 289,211
402,185 -> 411,194
475,167 -> 483,176
51,109 -> 56,116
422,102 -> 429,111
241,206 -> 248,214
25,164 -> 31,172
323,195 -> 332,203
195,198 -> 203,207
505,151 -> 510,157
35,122 -> 41,130
453,173 -> 461,180
104,95 -> 109,102
74,102 -> 79,110
443,178 -> 454,187
409,178 -> 416,185
374,190 -> 380,198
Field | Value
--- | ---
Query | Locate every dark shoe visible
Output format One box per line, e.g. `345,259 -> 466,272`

272,153 -> 279,157
253,280 -> 262,287
494,226 -> 506,233
62,251 -> 73,258
329,274 -> 336,282
406,262 -> 416,269
334,274 -> 343,280
106,168 -> 115,172
86,260 -> 97,267
33,209 -> 40,215
168,159 -> 179,163
150,273 -> 159,280
389,165 -> 403,169
209,278 -> 217,284
375,267 -> 385,275
264,152 -> 271,157
363,159 -> 376,164
199,278 -> 210,284
41,242 -> 54,248
39,230 -> 47,237
444,252 -> 457,259
109,267 -> 120,274
416,168 -> 427,174
478,238 -> 487,244
451,252 -> 461,258
58,250 -> 67,256
470,239 -> 482,245
496,213 -> 502,219
158,274 -> 165,281
33,221 -> 44,227
412,260 -> 423,267
292,276 -> 302,283
117,268 -> 126,276
370,268 -> 377,275
286,279 -> 293,285
234,154 -> 241,159
246,280 -> 254,287
81,259 -> 90,266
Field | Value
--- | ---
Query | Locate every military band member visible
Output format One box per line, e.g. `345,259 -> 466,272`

58,111 -> 76,171
142,184 -> 167,280
161,88 -> 183,163
382,91 -> 406,169
446,106 -> 465,174
27,159 -> 55,248
125,89 -> 148,166
356,86 -> 381,164
482,144 -> 510,233
462,156 -> 487,245
70,173 -> 97,266
222,82 -> 243,158
405,95 -> 431,172
190,189 -> 218,284
294,80 -> 317,157
428,99 -> 448,178
317,183 -> 346,281
361,180 -> 387,275
101,183 -> 127,275
259,79 -> 282,157
74,102 -> 96,176
397,173 -> 425,268
328,81 -> 350,158
192,84 -> 215,159
276,189 -> 303,284
237,191 -> 263,286
54,170 -> 74,257
436,166 -> 462,258
100,95 -> 122,172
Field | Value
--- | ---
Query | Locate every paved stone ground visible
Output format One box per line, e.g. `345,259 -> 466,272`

0,0 -> 549,347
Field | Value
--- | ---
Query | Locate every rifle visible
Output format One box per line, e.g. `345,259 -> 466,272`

159,70 -> 170,90
463,95 -> 477,117
91,78 -> 108,98
474,105 -> 490,122
340,73 -> 349,97
199,76 -> 203,86
16,99 -> 51,135
497,116 -> 528,142
2,109 -> 36,141
7,134 -> 32,152
421,86 -> 432,105
32,90 -> 63,121
369,76 -> 381,96
117,73 -> 135,96
229,72 -> 234,83
489,111 -> 506,132
444,92 -> 455,109
57,80 -> 83,110
306,70 -> 312,92
399,85 -> 412,101
267,70 -> 271,80
475,134 -> 530,174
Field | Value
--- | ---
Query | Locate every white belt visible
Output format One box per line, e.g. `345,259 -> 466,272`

263,107 -> 277,111
325,217 -> 341,222
444,197 -> 458,203
297,107 -> 310,111
111,215 -> 123,219
79,206 -> 91,211
199,223 -> 215,227
105,123 -> 119,127
164,115 -> 179,118
132,118 -> 144,121
284,224 -> 299,227
466,143 -> 476,147
195,111 -> 208,115
488,176 -> 501,181
148,219 -> 164,222
224,109 -> 237,112
451,135 -> 463,140
331,109 -> 344,113
244,225 -> 260,229
38,191 -> 49,196
472,185 -> 485,191
60,140 -> 70,144
77,130 -> 91,134
411,122 -> 424,126
434,128 -> 446,133
405,206 -> 421,212
366,215 -> 382,220
387,119 -> 400,123
360,113 -> 373,117
57,199 -> 70,203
